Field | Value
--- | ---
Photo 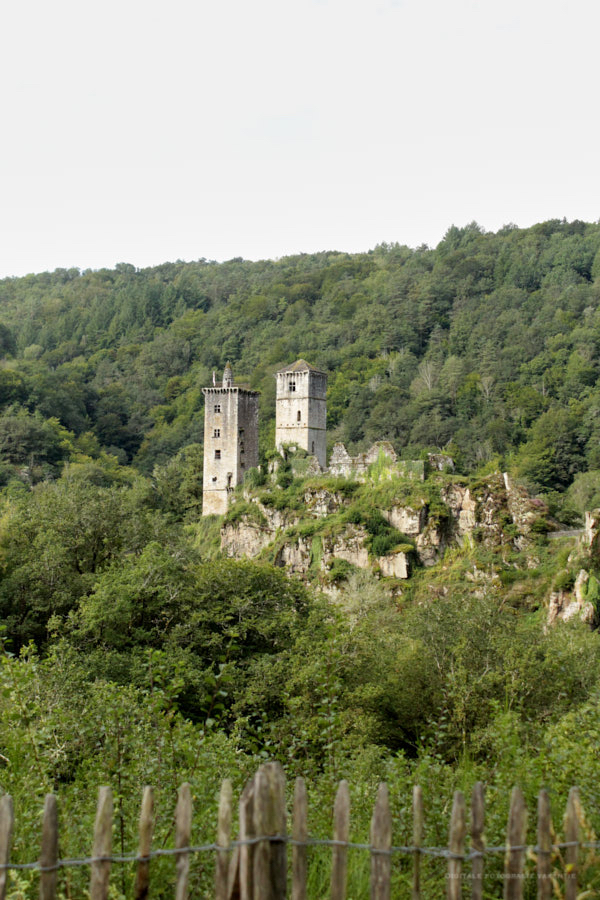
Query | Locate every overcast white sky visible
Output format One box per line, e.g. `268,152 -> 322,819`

1,0 -> 598,277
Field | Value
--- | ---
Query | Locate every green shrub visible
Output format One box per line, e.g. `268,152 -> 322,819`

554,569 -> 575,592
530,517 -> 550,534
326,558 -> 356,584
244,467 -> 266,488
223,500 -> 266,527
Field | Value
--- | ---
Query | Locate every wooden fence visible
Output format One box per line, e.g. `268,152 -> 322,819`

0,761 -> 592,899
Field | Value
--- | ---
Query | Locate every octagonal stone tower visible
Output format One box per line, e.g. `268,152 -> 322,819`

202,364 -> 259,516
275,359 -> 327,468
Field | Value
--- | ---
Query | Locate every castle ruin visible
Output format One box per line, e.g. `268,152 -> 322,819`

202,364 -> 259,516
275,359 -> 327,469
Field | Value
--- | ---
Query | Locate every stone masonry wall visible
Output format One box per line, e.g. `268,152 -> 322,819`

202,386 -> 259,516
275,369 -> 327,468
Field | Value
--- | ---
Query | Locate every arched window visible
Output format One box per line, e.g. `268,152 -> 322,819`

297,410 -> 301,422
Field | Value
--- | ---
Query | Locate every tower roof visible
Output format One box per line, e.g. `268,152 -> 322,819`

276,359 -> 327,376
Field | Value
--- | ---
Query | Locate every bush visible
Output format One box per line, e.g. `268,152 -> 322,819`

554,569 -> 575,592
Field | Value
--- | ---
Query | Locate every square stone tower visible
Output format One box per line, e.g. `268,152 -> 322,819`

275,359 -> 327,468
202,363 -> 259,516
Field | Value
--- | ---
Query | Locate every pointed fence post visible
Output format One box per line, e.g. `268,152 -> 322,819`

0,795 -> 14,900
175,783 -> 192,900
134,787 -> 154,900
266,763 -> 287,899
446,791 -> 466,900
412,786 -> 423,900
370,783 -> 391,900
39,794 -> 58,900
536,790 -> 551,900
252,763 -> 287,900
253,768 -> 272,900
504,788 -> 527,900
89,786 -> 113,900
292,778 -> 307,900
330,781 -> 350,900
564,788 -> 579,900
239,778 -> 256,900
216,780 -> 233,900
470,782 -> 485,900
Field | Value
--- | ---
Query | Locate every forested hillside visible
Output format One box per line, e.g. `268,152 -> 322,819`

4,221 -> 600,896
0,218 -> 599,502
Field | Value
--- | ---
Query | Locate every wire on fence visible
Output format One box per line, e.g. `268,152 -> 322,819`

1,836 -> 597,874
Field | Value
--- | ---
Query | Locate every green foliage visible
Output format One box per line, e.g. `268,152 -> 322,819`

325,557 -> 356,584
0,220 -> 599,490
4,224 -> 600,887
223,499 -> 267,527
345,503 -> 407,557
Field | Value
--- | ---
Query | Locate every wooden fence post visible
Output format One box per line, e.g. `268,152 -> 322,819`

446,791 -> 466,900
292,777 -> 307,900
470,782 -> 485,900
266,763 -> 287,899
252,763 -> 287,900
504,788 -> 527,900
412,786 -> 423,900
89,786 -> 113,900
0,795 -> 13,900
175,783 -> 192,900
564,788 -> 579,900
134,786 -> 154,900
39,794 -> 58,900
536,790 -> 551,900
253,768 -> 272,899
370,783 -> 391,900
239,777 -> 255,900
330,781 -> 350,900
216,780 -> 233,900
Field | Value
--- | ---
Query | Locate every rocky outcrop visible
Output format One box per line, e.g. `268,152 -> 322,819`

327,525 -> 370,569
303,488 -> 346,518
221,521 -> 273,558
548,569 -> 595,626
440,473 -> 546,549
585,510 -> 600,554
378,551 -> 411,579
222,471 -> 549,582
415,521 -> 448,567
382,504 -> 426,534
274,537 -> 312,573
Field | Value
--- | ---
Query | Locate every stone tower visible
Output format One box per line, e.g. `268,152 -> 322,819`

202,364 -> 259,516
275,360 -> 327,468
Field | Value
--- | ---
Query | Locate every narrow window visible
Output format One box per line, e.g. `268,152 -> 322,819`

214,404 -> 221,413
213,428 -> 220,438
240,442 -> 245,453
215,449 -> 221,460
239,428 -> 245,437
211,476 -> 217,482
312,441 -> 315,454
289,380 -> 296,392
227,474 -> 232,488
297,410 -> 301,422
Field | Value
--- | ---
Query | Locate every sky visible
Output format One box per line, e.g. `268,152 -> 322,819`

1,0 -> 599,277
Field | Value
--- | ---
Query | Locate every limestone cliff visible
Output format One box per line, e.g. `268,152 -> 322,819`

220,469 -> 547,586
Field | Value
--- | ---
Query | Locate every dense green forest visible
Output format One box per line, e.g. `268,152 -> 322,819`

0,218 -> 599,495
3,220 -> 600,896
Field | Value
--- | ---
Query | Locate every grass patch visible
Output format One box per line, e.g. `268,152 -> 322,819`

223,500 -> 267,527
185,515 -> 222,559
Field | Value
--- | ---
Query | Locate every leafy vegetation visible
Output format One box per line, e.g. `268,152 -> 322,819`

3,221 -> 600,894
